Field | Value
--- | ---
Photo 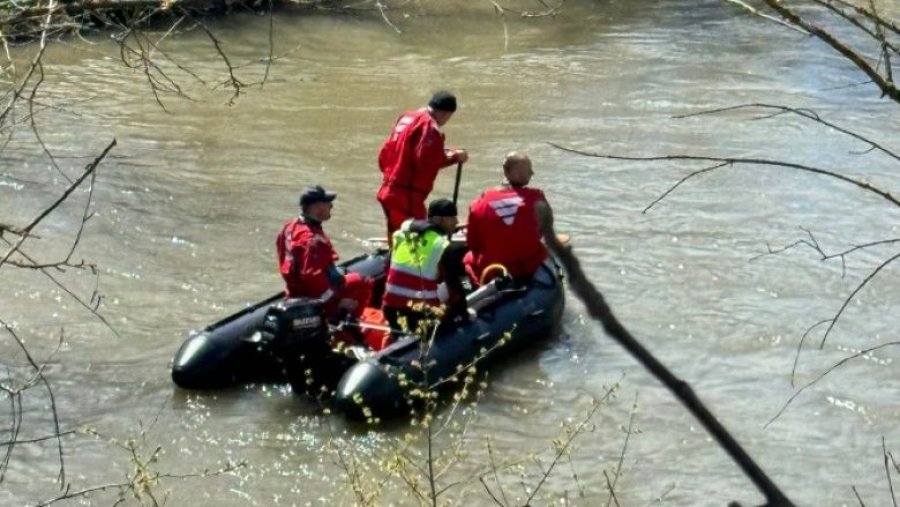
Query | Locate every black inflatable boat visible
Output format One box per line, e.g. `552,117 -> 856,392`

171,249 -> 564,420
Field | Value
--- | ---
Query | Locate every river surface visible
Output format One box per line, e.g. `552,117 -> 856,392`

3,1 -> 900,505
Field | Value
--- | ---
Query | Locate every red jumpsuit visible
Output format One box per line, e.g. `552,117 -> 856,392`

464,186 -> 549,285
377,108 -> 455,241
276,218 -> 373,319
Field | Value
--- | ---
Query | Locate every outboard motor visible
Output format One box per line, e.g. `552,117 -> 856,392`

258,298 -> 328,352
256,298 -> 348,395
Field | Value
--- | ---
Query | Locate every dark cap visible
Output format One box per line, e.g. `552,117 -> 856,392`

299,185 -> 337,209
428,91 -> 457,113
427,198 -> 458,218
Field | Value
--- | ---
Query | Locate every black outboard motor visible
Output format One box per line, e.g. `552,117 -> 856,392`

259,298 -> 328,350
257,298 -> 352,396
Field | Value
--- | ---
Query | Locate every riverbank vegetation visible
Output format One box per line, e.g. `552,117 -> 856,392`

1,0 -> 308,42
0,0 -> 567,42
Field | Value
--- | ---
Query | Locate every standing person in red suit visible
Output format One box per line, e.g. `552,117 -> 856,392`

464,152 -> 551,286
277,185 -> 373,321
377,90 -> 469,246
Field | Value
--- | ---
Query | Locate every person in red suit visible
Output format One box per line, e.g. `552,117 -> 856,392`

276,185 -> 373,320
464,152 -> 551,286
377,90 -> 469,246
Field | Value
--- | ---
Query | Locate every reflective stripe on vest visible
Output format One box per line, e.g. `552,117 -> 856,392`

383,283 -> 440,300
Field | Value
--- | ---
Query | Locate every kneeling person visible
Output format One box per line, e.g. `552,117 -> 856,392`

382,199 -> 467,337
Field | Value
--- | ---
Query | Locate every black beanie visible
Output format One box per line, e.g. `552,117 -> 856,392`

428,198 -> 458,218
428,91 -> 457,113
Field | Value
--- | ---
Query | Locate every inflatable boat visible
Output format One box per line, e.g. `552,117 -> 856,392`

171,249 -> 564,420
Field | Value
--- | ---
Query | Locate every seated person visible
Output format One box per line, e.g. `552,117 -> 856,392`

382,198 -> 467,337
464,151 -> 550,286
276,185 -> 373,321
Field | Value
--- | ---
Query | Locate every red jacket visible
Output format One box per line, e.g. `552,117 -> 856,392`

276,218 -> 339,298
377,108 -> 452,219
465,186 -> 549,282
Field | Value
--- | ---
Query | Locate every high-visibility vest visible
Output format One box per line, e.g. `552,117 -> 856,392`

382,219 -> 449,308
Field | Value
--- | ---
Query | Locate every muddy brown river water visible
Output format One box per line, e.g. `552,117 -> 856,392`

2,1 -> 900,505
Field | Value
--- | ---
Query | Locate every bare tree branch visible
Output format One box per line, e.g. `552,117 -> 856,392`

550,142 -> 900,210
673,103 -> 900,163
759,0 -> 900,103
178,9 -> 245,105
751,227 -> 900,279
831,0 -> 900,36
0,138 -> 116,268
2,236 -> 119,337
536,201 -> 795,506
0,321 -> 67,486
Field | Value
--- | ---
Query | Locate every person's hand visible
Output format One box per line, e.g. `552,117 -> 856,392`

454,149 -> 469,164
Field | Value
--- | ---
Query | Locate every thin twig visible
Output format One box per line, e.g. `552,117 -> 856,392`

790,319 -> 831,388
524,387 -> 616,505
550,143 -> 900,210
642,161 -> 728,213
817,251 -> 900,349
375,1 -> 402,33
262,0 -> 274,87
177,9 -> 244,105
603,470 -> 622,507
605,392 -> 637,507
853,484 -> 868,506
885,436 -> 898,507
480,436 -> 509,506
766,341 -> 900,428
673,103 -> 900,162
0,138 -> 116,267
1,236 -> 119,337
0,430 -> 76,447
723,0 -> 808,33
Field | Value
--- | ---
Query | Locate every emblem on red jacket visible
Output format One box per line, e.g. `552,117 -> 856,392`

488,196 -> 525,225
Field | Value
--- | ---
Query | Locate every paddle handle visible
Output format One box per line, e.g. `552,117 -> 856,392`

451,161 -> 463,207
